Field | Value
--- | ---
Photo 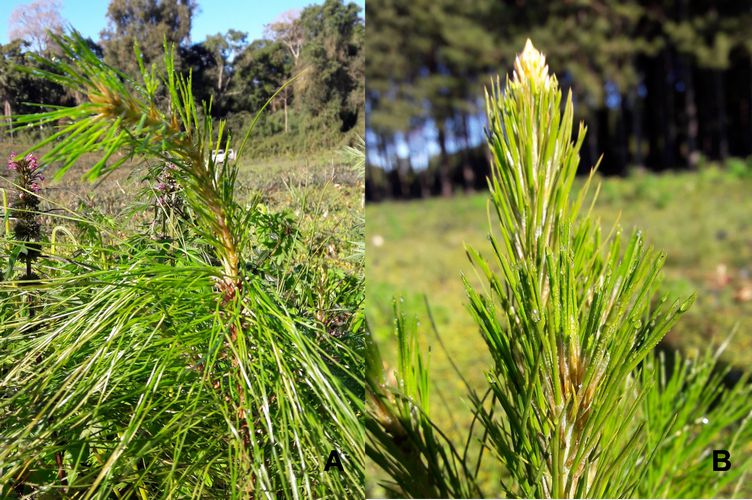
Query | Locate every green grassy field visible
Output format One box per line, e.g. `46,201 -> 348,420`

1,142 -> 362,238
366,165 -> 752,496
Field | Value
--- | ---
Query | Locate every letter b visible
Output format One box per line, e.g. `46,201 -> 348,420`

713,450 -> 731,471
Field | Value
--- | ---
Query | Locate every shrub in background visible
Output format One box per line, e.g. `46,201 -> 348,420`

366,40 -> 752,498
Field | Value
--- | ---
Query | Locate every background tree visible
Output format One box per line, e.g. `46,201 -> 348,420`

366,0 -> 498,197
0,41 -> 27,135
202,29 -> 247,115
229,39 -> 292,127
8,0 -> 65,54
266,9 -> 304,67
204,29 -> 247,93
298,0 -> 364,133
100,0 -> 197,77
265,10 -> 305,133
182,41 -> 217,110
6,0 -> 69,121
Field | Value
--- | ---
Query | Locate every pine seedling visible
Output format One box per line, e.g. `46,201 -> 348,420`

465,38 -> 697,498
366,40 -> 752,498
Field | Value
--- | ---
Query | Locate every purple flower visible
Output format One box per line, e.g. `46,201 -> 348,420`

8,152 -> 18,171
30,182 -> 41,193
25,153 -> 38,171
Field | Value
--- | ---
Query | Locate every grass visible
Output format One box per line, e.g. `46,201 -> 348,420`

366,165 -> 752,496
1,140 -> 359,206
1,144 -> 364,290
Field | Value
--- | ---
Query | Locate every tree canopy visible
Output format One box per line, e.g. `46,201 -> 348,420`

100,0 -> 197,76
2,0 -> 364,156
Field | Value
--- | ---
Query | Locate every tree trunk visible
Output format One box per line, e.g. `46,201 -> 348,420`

662,50 -> 676,168
436,122 -> 452,197
684,58 -> 699,166
3,98 -> 12,138
588,110 -> 599,170
396,157 -> 411,198
714,69 -> 729,159
628,87 -> 643,167
420,171 -> 431,198
461,113 -> 475,191
644,52 -> 674,168
678,0 -> 699,166
616,97 -> 628,174
284,92 -> 288,133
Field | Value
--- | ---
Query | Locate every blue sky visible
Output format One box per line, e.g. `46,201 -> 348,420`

1,0 -> 364,46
